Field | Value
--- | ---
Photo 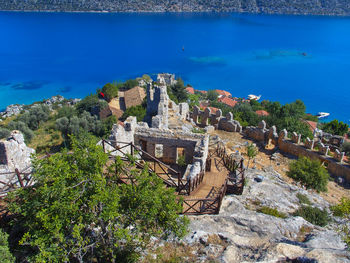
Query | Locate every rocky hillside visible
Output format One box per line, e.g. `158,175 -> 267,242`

0,0 -> 350,16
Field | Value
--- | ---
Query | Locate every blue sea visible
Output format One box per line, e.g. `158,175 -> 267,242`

1,12 -> 350,122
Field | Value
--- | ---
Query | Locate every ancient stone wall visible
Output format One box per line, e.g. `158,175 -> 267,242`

191,106 -> 242,133
145,84 -> 169,129
0,131 -> 35,185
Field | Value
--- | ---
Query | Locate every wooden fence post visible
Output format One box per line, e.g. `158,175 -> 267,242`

15,168 -> 24,188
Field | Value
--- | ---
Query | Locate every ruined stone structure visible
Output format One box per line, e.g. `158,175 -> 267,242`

157,73 -> 177,86
244,123 -> 350,181
145,84 -> 169,129
0,131 -> 35,188
192,106 -> 242,133
108,116 -> 209,181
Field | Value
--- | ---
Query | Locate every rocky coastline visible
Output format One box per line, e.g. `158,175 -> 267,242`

0,0 -> 350,16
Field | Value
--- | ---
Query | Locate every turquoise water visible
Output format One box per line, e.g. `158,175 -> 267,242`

1,12 -> 350,122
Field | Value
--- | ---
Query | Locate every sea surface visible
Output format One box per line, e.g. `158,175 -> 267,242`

0,12 -> 350,122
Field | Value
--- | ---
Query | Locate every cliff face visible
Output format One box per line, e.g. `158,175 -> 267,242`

0,0 -> 350,16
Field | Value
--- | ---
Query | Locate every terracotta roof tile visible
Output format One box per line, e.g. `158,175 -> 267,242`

218,97 -> 237,107
215,89 -> 232,97
255,110 -> 269,116
185,87 -> 195,94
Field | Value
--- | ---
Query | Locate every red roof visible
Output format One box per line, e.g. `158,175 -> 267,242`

185,87 -> 195,94
215,89 -> 232,97
255,110 -> 269,116
195,90 -> 207,94
201,106 -> 219,115
303,120 -> 317,132
218,97 -> 237,107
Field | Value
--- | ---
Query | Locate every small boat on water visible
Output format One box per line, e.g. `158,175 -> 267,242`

248,94 -> 261,101
317,112 -> 330,118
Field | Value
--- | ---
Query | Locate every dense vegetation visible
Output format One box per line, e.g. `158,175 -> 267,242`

0,229 -> 15,263
167,78 -> 188,104
331,197 -> 350,249
1,0 -> 350,16
287,156 -> 329,192
320,119 -> 349,136
294,206 -> 330,227
6,134 -> 188,262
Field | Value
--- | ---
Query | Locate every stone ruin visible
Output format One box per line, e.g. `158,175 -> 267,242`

0,130 -> 35,188
191,106 -> 242,133
145,81 -> 189,129
157,73 -> 177,86
107,116 -> 209,181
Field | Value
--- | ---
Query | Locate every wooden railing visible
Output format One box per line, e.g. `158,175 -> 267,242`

0,166 -> 33,198
215,142 -> 245,195
101,139 -> 208,195
182,179 -> 228,215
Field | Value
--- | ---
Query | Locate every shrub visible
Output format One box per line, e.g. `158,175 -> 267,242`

191,128 -> 205,134
0,229 -> 15,263
293,206 -> 330,227
7,121 -> 34,142
0,127 -> 11,139
296,193 -> 312,205
257,206 -> 287,219
101,82 -> 119,102
76,94 -> 108,115
122,105 -> 146,122
287,156 -> 329,192
321,119 -> 349,136
246,143 -> 258,168
331,197 -> 350,217
177,155 -> 187,167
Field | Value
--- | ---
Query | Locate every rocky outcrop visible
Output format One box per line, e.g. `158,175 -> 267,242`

184,168 -> 350,262
0,131 -> 35,188
1,0 -> 350,16
0,104 -> 24,119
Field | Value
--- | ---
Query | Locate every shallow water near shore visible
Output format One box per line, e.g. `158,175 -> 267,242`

0,12 -> 350,122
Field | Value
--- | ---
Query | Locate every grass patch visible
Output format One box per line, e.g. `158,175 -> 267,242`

293,206 -> 330,227
192,127 -> 205,134
296,193 -> 312,205
28,118 -> 64,154
257,206 -> 287,219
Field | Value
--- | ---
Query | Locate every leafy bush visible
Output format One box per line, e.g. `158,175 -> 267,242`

0,229 -> 15,263
167,78 -> 188,103
206,90 -> 219,102
287,156 -> 329,192
76,94 -> 108,115
17,104 -> 50,130
0,127 -> 11,139
331,197 -> 350,217
321,119 -> 349,136
7,121 -> 34,142
101,82 -> 119,102
8,134 -> 188,262
122,105 -> 146,122
296,193 -> 312,205
191,128 -> 205,134
177,155 -> 187,167
293,206 -> 330,227
246,143 -> 258,168
55,105 -> 77,119
257,206 -> 287,219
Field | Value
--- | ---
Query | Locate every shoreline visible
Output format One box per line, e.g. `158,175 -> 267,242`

0,10 -> 350,18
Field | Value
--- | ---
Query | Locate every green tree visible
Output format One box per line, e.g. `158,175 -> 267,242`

102,83 -> 119,102
0,229 -> 15,263
76,94 -> 108,115
246,143 -> 258,168
207,90 -> 219,102
321,119 -> 349,136
121,105 -> 146,122
123,79 -> 139,90
8,134 -> 188,262
287,156 -> 329,192
7,121 -> 34,142
18,105 -> 50,130
168,78 -> 188,103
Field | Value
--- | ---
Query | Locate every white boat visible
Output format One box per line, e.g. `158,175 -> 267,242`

317,112 -> 330,118
248,94 -> 261,101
